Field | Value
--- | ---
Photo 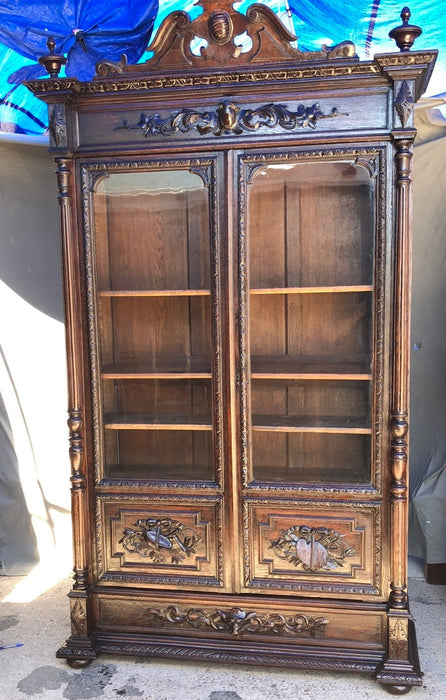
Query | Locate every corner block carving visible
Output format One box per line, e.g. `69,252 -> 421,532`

70,598 -> 88,637
395,80 -> 414,128
49,103 -> 67,148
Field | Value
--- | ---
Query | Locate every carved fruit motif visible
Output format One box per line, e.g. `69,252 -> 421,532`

208,11 -> 233,45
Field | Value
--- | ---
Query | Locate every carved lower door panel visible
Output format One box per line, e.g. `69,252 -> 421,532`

241,500 -> 383,597
96,496 -> 226,590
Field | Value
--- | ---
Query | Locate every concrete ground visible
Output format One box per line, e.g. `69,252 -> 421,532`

0,558 -> 445,700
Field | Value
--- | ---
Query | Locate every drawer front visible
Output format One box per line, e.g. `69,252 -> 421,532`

242,499 -> 383,597
95,590 -> 386,651
95,495 -> 226,590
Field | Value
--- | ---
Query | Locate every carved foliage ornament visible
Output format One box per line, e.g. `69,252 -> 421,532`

116,101 -> 344,139
119,517 -> 200,564
270,524 -> 355,572
146,605 -> 328,636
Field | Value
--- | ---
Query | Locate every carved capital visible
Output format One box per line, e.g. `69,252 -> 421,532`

390,412 -> 409,489
394,137 -> 414,184
55,157 -> 72,200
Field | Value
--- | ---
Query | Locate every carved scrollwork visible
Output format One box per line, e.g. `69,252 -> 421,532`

270,524 -> 355,572
119,517 -> 200,564
326,41 -> 357,59
146,605 -> 328,636
95,54 -> 128,77
115,101 -> 344,139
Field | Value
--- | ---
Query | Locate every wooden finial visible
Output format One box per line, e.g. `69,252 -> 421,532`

389,7 -> 422,52
38,36 -> 67,79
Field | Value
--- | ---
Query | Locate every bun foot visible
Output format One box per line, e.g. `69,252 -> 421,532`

385,685 -> 413,695
66,657 -> 94,669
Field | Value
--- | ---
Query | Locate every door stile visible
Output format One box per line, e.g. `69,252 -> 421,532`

222,148 -> 244,594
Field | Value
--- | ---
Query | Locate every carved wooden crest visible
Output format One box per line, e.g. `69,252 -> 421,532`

96,0 -> 356,76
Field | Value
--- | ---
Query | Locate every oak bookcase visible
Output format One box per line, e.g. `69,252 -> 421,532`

27,3 -> 436,692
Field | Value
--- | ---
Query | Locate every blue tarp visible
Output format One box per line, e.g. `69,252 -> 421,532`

0,0 -> 159,134
0,0 -> 443,136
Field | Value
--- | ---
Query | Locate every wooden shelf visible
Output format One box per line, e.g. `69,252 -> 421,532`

105,464 -> 214,481
99,289 -> 211,297
250,465 -> 368,485
250,285 -> 373,295
101,358 -> 212,379
250,356 -> 372,380
104,414 -> 213,430
252,414 -> 371,434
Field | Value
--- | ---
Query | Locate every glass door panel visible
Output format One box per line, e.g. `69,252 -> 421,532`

92,167 -> 218,481
251,379 -> 371,483
248,162 -> 373,288
245,159 -> 375,485
94,171 -> 210,292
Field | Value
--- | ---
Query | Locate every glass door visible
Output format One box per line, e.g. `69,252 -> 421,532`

90,163 -> 222,484
240,156 -> 376,486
